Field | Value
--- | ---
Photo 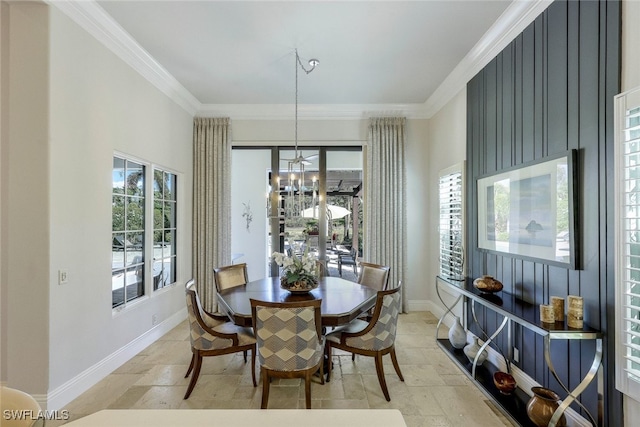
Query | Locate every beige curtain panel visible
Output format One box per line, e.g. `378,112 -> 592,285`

365,117 -> 408,312
192,117 -> 232,313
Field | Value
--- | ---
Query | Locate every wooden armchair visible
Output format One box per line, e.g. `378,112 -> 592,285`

325,283 -> 404,401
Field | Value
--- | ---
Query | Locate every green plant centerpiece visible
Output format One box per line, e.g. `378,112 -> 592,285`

272,250 -> 318,292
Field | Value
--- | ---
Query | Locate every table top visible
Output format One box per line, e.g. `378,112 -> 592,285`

64,409 -> 407,427
217,276 -> 377,327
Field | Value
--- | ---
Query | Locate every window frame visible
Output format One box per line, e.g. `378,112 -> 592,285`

615,86 -> 640,401
152,167 -> 178,291
438,162 -> 465,281
112,155 -> 147,309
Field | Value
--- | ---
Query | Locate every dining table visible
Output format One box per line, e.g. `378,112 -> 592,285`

216,276 -> 377,328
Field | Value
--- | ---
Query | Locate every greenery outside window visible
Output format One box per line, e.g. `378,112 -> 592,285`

112,156 -> 145,308
153,169 -> 177,290
615,86 -> 640,401
439,163 -> 465,281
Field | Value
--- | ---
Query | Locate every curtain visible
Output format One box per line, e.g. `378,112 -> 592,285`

365,117 -> 408,312
192,117 -> 232,313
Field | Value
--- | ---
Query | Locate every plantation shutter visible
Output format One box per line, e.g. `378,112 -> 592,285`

439,164 -> 464,281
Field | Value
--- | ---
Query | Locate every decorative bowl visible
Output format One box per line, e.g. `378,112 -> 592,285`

473,275 -> 503,293
493,371 -> 517,395
280,278 -> 318,293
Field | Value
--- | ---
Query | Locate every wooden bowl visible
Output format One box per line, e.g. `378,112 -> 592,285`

493,371 -> 517,395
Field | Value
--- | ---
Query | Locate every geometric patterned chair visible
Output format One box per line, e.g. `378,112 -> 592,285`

325,283 -> 404,401
184,279 -> 256,399
357,262 -> 390,291
213,263 -> 249,292
250,298 -> 325,409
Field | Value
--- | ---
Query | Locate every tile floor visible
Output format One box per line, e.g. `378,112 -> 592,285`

50,312 -> 515,427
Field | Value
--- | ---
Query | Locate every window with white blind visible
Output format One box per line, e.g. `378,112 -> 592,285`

439,163 -> 465,281
615,86 -> 640,400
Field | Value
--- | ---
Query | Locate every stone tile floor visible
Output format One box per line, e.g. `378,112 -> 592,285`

50,312 -> 515,427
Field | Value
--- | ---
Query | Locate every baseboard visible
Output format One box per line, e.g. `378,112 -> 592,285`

46,308 -> 186,411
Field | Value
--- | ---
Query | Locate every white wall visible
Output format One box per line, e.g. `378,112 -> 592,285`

231,149 -> 271,280
2,1 -> 193,408
621,0 -> 640,424
424,89 -> 467,318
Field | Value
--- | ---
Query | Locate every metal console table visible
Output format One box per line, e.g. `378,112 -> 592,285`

435,276 -> 603,427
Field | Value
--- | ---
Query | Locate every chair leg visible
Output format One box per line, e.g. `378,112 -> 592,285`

183,354 -> 202,399
243,350 -> 248,363
250,347 -> 257,387
390,347 -> 404,381
351,353 -> 355,361
326,344 -> 332,382
318,357 -> 325,385
185,353 -> 195,378
304,372 -> 312,409
374,353 -> 391,402
261,368 -> 270,409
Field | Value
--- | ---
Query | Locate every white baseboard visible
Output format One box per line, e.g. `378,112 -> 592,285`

407,299 -> 430,312
46,308 -> 187,411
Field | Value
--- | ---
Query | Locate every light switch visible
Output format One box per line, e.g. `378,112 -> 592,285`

59,269 -> 69,285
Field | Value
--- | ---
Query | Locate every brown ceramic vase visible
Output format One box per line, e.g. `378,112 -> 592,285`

526,387 -> 566,427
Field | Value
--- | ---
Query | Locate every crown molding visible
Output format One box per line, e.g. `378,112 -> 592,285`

47,0 -> 201,115
49,0 -> 551,121
196,103 -> 430,120
424,0 -> 553,117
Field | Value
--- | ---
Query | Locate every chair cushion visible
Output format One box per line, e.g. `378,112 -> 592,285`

325,319 -> 368,344
213,322 -> 256,346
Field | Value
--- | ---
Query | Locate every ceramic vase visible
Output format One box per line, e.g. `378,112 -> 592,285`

448,316 -> 467,349
463,338 -> 488,365
526,387 -> 567,427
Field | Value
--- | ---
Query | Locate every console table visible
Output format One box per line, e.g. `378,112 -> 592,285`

435,276 -> 603,427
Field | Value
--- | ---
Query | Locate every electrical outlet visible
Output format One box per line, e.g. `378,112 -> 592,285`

513,347 -> 519,363
58,269 -> 68,285
152,314 -> 158,326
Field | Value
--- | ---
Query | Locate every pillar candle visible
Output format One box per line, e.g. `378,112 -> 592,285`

567,295 -> 584,329
551,296 -> 565,322
540,304 -> 555,324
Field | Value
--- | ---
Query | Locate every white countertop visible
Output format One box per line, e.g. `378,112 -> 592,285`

64,409 -> 406,427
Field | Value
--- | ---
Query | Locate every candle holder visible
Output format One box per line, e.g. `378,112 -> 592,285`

551,296 -> 565,323
567,295 -> 584,329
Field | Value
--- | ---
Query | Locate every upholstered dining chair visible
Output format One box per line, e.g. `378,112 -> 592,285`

0,386 -> 44,427
184,279 -> 256,399
316,259 -> 329,278
213,263 -> 249,292
337,247 -> 358,277
357,262 -> 390,291
250,298 -> 325,409
325,282 -> 404,402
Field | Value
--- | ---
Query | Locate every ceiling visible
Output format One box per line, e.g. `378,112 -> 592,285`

57,1 -> 550,118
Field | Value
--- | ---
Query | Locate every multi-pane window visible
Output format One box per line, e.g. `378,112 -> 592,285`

439,164 -> 464,280
616,87 -> 640,400
153,170 -> 177,290
112,157 -> 145,308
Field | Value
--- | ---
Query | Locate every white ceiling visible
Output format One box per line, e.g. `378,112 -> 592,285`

56,1 -> 551,117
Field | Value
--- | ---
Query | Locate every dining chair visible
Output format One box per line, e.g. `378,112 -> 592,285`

316,259 -> 329,278
357,262 -> 391,291
250,298 -> 325,409
325,282 -> 404,402
213,263 -> 248,292
1,386 -> 44,427
184,279 -> 256,399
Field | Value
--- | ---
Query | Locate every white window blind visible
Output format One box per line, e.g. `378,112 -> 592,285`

616,86 -> 640,400
439,163 -> 465,281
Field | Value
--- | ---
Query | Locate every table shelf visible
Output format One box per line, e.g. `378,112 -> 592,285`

435,276 -> 603,427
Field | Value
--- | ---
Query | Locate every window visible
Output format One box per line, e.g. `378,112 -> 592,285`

112,157 -> 145,308
153,169 -> 177,290
439,163 -> 465,280
615,86 -> 640,400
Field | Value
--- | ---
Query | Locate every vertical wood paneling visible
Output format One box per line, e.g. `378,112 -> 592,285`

465,1 -> 621,424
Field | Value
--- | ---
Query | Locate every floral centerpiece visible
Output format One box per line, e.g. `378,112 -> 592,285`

272,251 -> 318,292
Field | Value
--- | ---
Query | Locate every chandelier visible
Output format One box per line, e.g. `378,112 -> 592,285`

283,49 -> 319,218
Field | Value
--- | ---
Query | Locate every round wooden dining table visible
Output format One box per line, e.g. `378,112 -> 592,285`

216,276 -> 377,328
